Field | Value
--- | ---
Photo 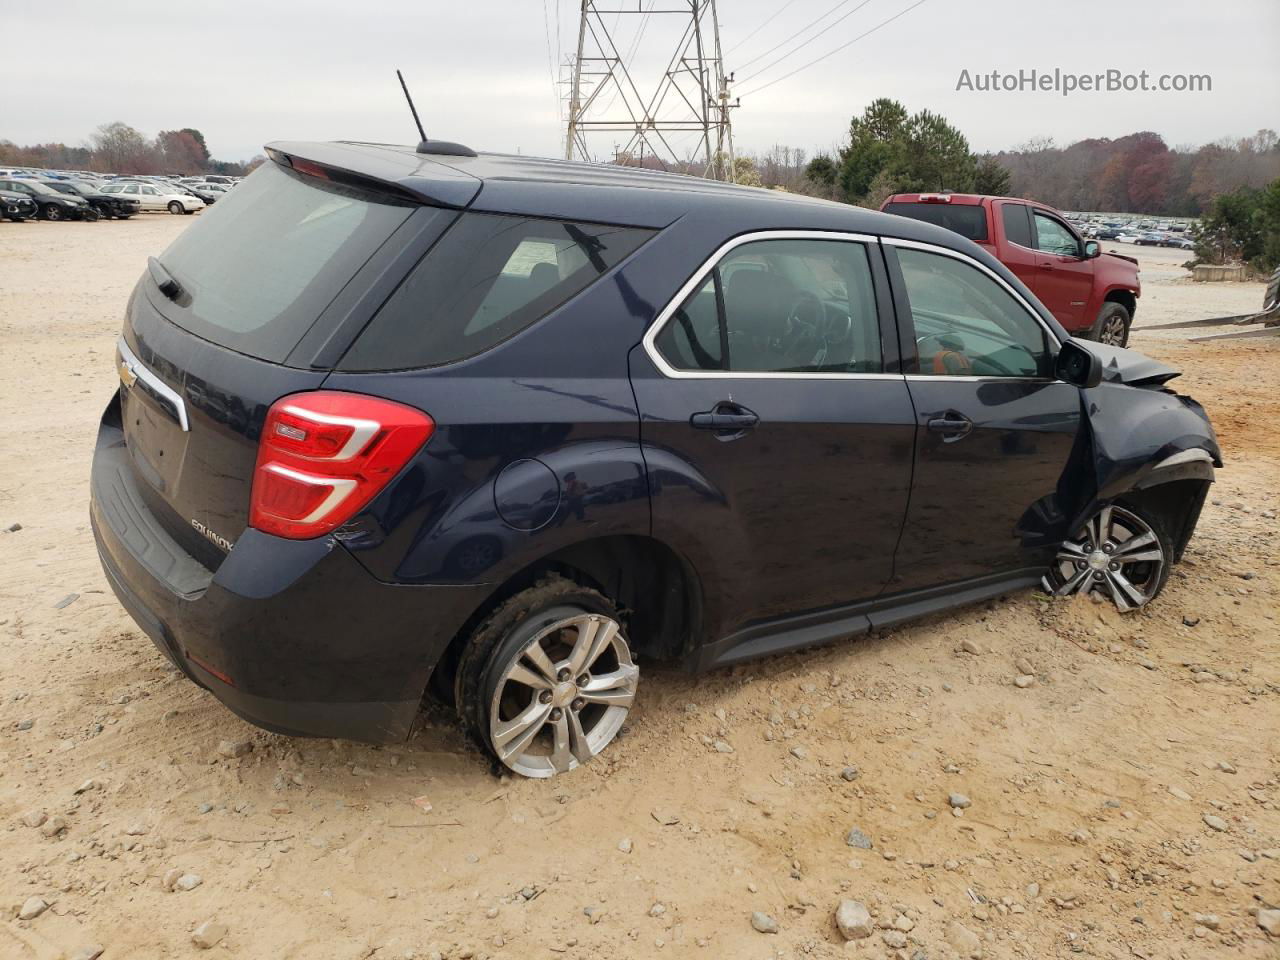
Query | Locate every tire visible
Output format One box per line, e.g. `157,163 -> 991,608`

454,576 -> 639,778
1090,302 -> 1131,347
97,205 -> 113,221
1042,500 -> 1173,612
168,201 -> 183,215
116,215 -> 132,220
41,203 -> 64,221
81,206 -> 100,222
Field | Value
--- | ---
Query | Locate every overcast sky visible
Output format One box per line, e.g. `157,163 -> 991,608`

4,0 -> 1278,164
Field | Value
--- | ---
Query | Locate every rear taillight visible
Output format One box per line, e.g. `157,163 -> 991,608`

249,391 -> 434,540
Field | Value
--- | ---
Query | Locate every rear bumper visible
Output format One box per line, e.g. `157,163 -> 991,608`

90,397 -> 488,743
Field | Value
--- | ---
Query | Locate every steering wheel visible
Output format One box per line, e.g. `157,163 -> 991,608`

781,292 -> 830,366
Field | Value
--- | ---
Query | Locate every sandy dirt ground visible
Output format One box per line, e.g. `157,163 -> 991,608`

1,217 -> 1277,960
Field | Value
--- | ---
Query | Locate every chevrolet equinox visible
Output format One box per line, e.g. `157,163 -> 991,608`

91,138 -> 1221,777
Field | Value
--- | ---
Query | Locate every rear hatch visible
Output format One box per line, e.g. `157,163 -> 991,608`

117,161 -> 425,567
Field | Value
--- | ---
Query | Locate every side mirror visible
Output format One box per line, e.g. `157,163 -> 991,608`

1083,240 -> 1101,259
1055,338 -> 1103,388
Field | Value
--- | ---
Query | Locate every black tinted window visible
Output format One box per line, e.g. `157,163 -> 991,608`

1001,203 -> 1032,247
884,201 -> 988,243
342,214 -> 651,371
156,163 -> 417,362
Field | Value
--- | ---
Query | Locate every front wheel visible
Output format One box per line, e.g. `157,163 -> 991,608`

1043,502 -> 1171,612
168,201 -> 183,215
41,204 -> 64,221
455,577 -> 639,778
1091,302 -> 1131,347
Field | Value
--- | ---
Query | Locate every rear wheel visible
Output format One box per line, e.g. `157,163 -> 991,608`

1091,302 -> 1131,347
1043,502 -> 1171,611
455,577 -> 639,778
168,201 -> 183,215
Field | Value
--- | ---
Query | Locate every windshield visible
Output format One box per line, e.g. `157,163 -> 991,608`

155,162 -> 417,363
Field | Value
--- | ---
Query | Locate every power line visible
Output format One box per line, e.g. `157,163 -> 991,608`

542,0 -> 562,123
735,0 -> 865,72
738,0 -> 931,97
736,0 -> 873,87
723,0 -> 799,55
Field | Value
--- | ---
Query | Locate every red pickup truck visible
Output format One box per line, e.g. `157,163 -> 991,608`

882,193 -> 1141,346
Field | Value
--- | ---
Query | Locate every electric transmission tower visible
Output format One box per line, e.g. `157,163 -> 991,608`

564,0 -> 737,181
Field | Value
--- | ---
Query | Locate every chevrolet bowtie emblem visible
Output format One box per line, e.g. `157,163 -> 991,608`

118,358 -> 138,388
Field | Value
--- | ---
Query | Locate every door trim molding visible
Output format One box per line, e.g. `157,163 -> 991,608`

686,567 -> 1046,672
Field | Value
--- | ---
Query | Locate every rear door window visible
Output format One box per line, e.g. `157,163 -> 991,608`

654,237 -> 882,374
154,162 -> 417,363
339,214 -> 651,371
1001,203 -> 1032,247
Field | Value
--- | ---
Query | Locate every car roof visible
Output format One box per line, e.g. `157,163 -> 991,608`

270,139 -> 988,243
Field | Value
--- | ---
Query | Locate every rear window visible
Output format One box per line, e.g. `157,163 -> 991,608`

884,201 -> 989,243
155,162 -> 416,362
339,213 -> 651,371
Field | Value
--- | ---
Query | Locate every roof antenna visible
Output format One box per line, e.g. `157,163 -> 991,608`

397,69 -> 478,158
397,69 -> 427,143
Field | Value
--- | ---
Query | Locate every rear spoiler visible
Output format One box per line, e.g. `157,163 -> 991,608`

265,141 -> 480,209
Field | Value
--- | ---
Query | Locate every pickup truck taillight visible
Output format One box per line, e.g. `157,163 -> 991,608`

249,391 -> 434,539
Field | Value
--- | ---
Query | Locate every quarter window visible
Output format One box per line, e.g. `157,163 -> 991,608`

896,247 -> 1051,378
1033,212 -> 1080,257
655,238 -> 882,374
340,213 -> 652,371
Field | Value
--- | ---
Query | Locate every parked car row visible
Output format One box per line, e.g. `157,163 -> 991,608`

0,175 -> 238,222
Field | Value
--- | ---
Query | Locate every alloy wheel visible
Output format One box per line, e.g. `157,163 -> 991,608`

488,612 -> 638,778
1098,315 -> 1127,346
1043,504 -> 1165,612
44,205 -> 63,221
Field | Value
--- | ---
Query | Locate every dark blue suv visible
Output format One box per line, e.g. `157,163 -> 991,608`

90,139 -> 1220,777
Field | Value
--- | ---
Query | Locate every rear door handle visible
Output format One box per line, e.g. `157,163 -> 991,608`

691,402 -> 758,435
927,412 -> 973,440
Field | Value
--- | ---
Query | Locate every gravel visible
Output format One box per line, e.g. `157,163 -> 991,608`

834,899 -> 873,940
750,911 -> 778,934
845,827 -> 873,849
192,919 -> 228,949
19,896 -> 49,920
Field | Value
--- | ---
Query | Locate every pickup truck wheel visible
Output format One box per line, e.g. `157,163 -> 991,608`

455,576 -> 638,778
1091,303 -> 1130,347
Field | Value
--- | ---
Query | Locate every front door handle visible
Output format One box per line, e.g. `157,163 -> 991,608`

691,402 -> 759,435
927,412 -> 973,441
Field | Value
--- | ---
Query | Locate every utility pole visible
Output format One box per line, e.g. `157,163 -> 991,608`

562,0 -> 737,180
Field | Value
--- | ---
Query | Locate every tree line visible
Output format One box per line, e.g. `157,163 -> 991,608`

0,122 -> 264,176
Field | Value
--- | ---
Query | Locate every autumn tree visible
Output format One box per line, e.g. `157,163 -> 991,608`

157,130 -> 208,174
